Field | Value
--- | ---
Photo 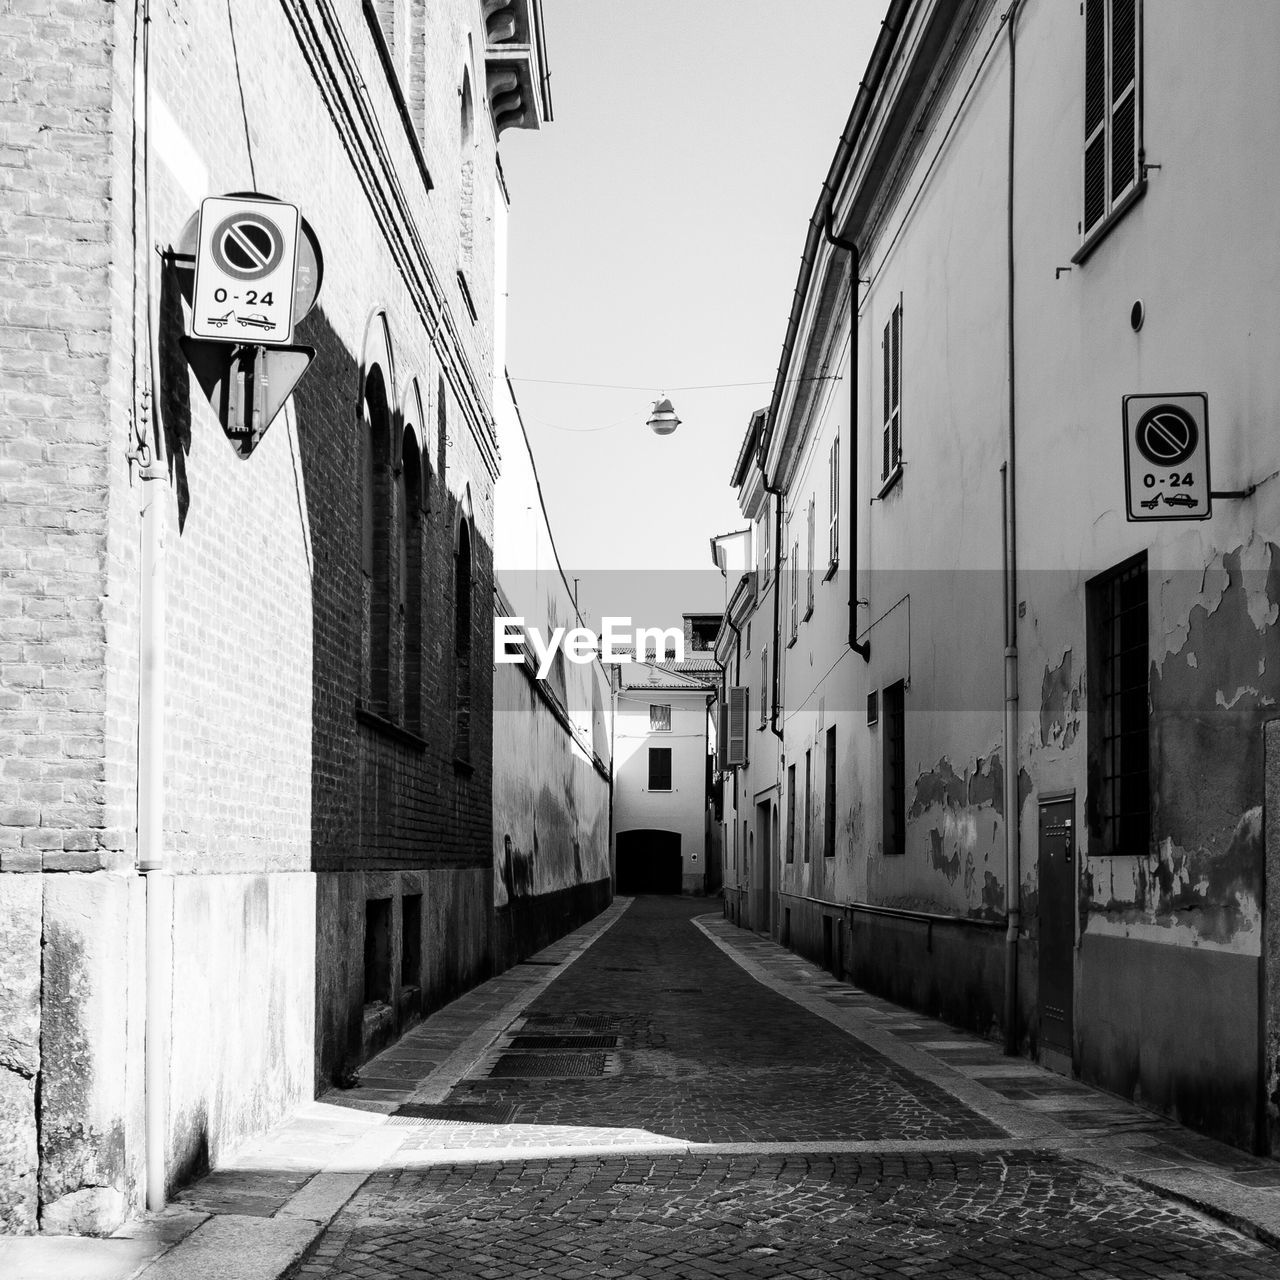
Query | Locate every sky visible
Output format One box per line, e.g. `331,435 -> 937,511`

499,1 -> 886,625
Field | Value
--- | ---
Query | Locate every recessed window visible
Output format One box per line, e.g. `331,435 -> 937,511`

786,763 -> 796,863
827,437 -> 840,574
882,681 -> 905,857
805,497 -> 816,617
454,515 -> 473,761
649,704 -> 671,732
803,749 -> 812,863
759,648 -> 768,727
881,302 -> 902,485
361,369 -> 393,715
824,726 -> 837,858
648,747 -> 672,791
402,428 -> 424,732
401,893 -> 422,995
1087,551 -> 1149,855
1082,0 -> 1141,241
363,898 -> 392,1006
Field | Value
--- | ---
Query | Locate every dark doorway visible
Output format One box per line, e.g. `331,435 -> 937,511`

616,829 -> 682,894
1038,794 -> 1076,1064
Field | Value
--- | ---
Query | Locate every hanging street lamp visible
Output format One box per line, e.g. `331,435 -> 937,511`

646,396 -> 681,436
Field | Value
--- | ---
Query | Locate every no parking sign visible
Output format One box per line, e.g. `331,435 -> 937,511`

191,195 -> 300,344
1122,393 -> 1212,522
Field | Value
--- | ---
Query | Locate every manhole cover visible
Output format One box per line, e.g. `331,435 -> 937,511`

489,1053 -> 606,1078
522,1014 -> 622,1032
390,1103 -> 518,1124
508,1034 -> 619,1050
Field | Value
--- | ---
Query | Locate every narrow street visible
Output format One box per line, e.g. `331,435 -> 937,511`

264,897 -> 1280,1280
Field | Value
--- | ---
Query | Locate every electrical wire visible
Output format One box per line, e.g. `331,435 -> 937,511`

509,375 -> 841,393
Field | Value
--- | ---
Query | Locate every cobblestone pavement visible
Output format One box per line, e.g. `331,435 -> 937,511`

290,898 -> 1280,1279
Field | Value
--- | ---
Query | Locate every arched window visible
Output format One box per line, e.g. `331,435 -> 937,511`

361,366 -> 393,715
454,505 -> 473,761
401,425 -> 424,732
458,65 -> 475,264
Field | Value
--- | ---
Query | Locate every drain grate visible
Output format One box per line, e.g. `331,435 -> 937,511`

508,1034 -> 619,1050
391,1103 -> 518,1124
489,1052 -> 606,1078
522,1014 -> 622,1032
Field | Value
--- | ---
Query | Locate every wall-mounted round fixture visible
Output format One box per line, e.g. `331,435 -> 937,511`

1131,300 -> 1145,332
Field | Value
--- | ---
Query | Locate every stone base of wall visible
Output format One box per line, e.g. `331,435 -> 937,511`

1078,932 -> 1259,1152
315,868 -> 492,1088
845,909 -> 1033,1046
165,873 -> 316,1194
491,876 -> 612,974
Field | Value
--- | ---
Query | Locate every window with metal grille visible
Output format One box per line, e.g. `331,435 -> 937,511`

1087,552 -> 1149,855
648,747 -> 672,792
649,703 -> 671,732
786,764 -> 796,863
824,726 -> 837,858
882,681 -> 905,856
827,437 -> 840,572
1083,0 -> 1141,239
881,302 -> 902,483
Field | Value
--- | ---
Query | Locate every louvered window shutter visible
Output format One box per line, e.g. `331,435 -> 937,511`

828,437 -> 839,565
726,686 -> 749,767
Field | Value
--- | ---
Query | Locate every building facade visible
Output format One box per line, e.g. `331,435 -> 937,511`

612,626 -> 717,896
0,0 -> 590,1235
718,0 -> 1280,1153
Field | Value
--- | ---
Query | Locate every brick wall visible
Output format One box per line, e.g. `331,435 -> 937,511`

1,0 -> 512,1230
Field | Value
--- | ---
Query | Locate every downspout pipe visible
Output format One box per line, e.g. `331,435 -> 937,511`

136,0 -> 170,1210
822,211 -> 870,663
1002,0 -> 1023,1057
762,460 -> 785,744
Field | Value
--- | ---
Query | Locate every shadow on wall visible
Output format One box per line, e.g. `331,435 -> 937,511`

289,303 -> 496,1088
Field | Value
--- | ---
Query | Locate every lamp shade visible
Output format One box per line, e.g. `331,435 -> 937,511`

647,397 -> 681,436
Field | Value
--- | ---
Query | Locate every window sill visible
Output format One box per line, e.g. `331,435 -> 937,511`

803,602 -> 814,622
787,634 -> 798,649
356,704 -> 427,751
456,270 -> 478,323
876,465 -> 903,500
1071,178 -> 1147,267
823,560 -> 838,582
453,755 -> 475,777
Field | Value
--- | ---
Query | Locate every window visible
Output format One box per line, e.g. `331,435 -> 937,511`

724,686 -> 749,767
402,428 -> 424,731
648,747 -> 673,791
882,681 -> 905,856
786,764 -> 796,863
803,749 -> 812,862
454,515 -> 473,760
649,703 -> 671,732
824,726 -> 837,858
805,497 -> 815,617
881,301 -> 902,485
788,534 -> 798,641
361,368 -> 393,716
828,437 -> 840,572
1082,0 -> 1141,241
401,893 -> 422,994
759,647 -> 768,727
363,897 -> 392,1005
1087,551 -> 1149,855
761,505 -> 772,584
459,65 -> 475,264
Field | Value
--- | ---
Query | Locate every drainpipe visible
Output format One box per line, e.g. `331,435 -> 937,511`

762,463 -> 785,745
1002,0 -> 1023,1057
821,212 -> 870,664
134,0 -> 169,1210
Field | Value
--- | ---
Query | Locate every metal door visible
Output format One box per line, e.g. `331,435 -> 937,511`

1037,795 -> 1076,1059
756,801 -> 772,933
